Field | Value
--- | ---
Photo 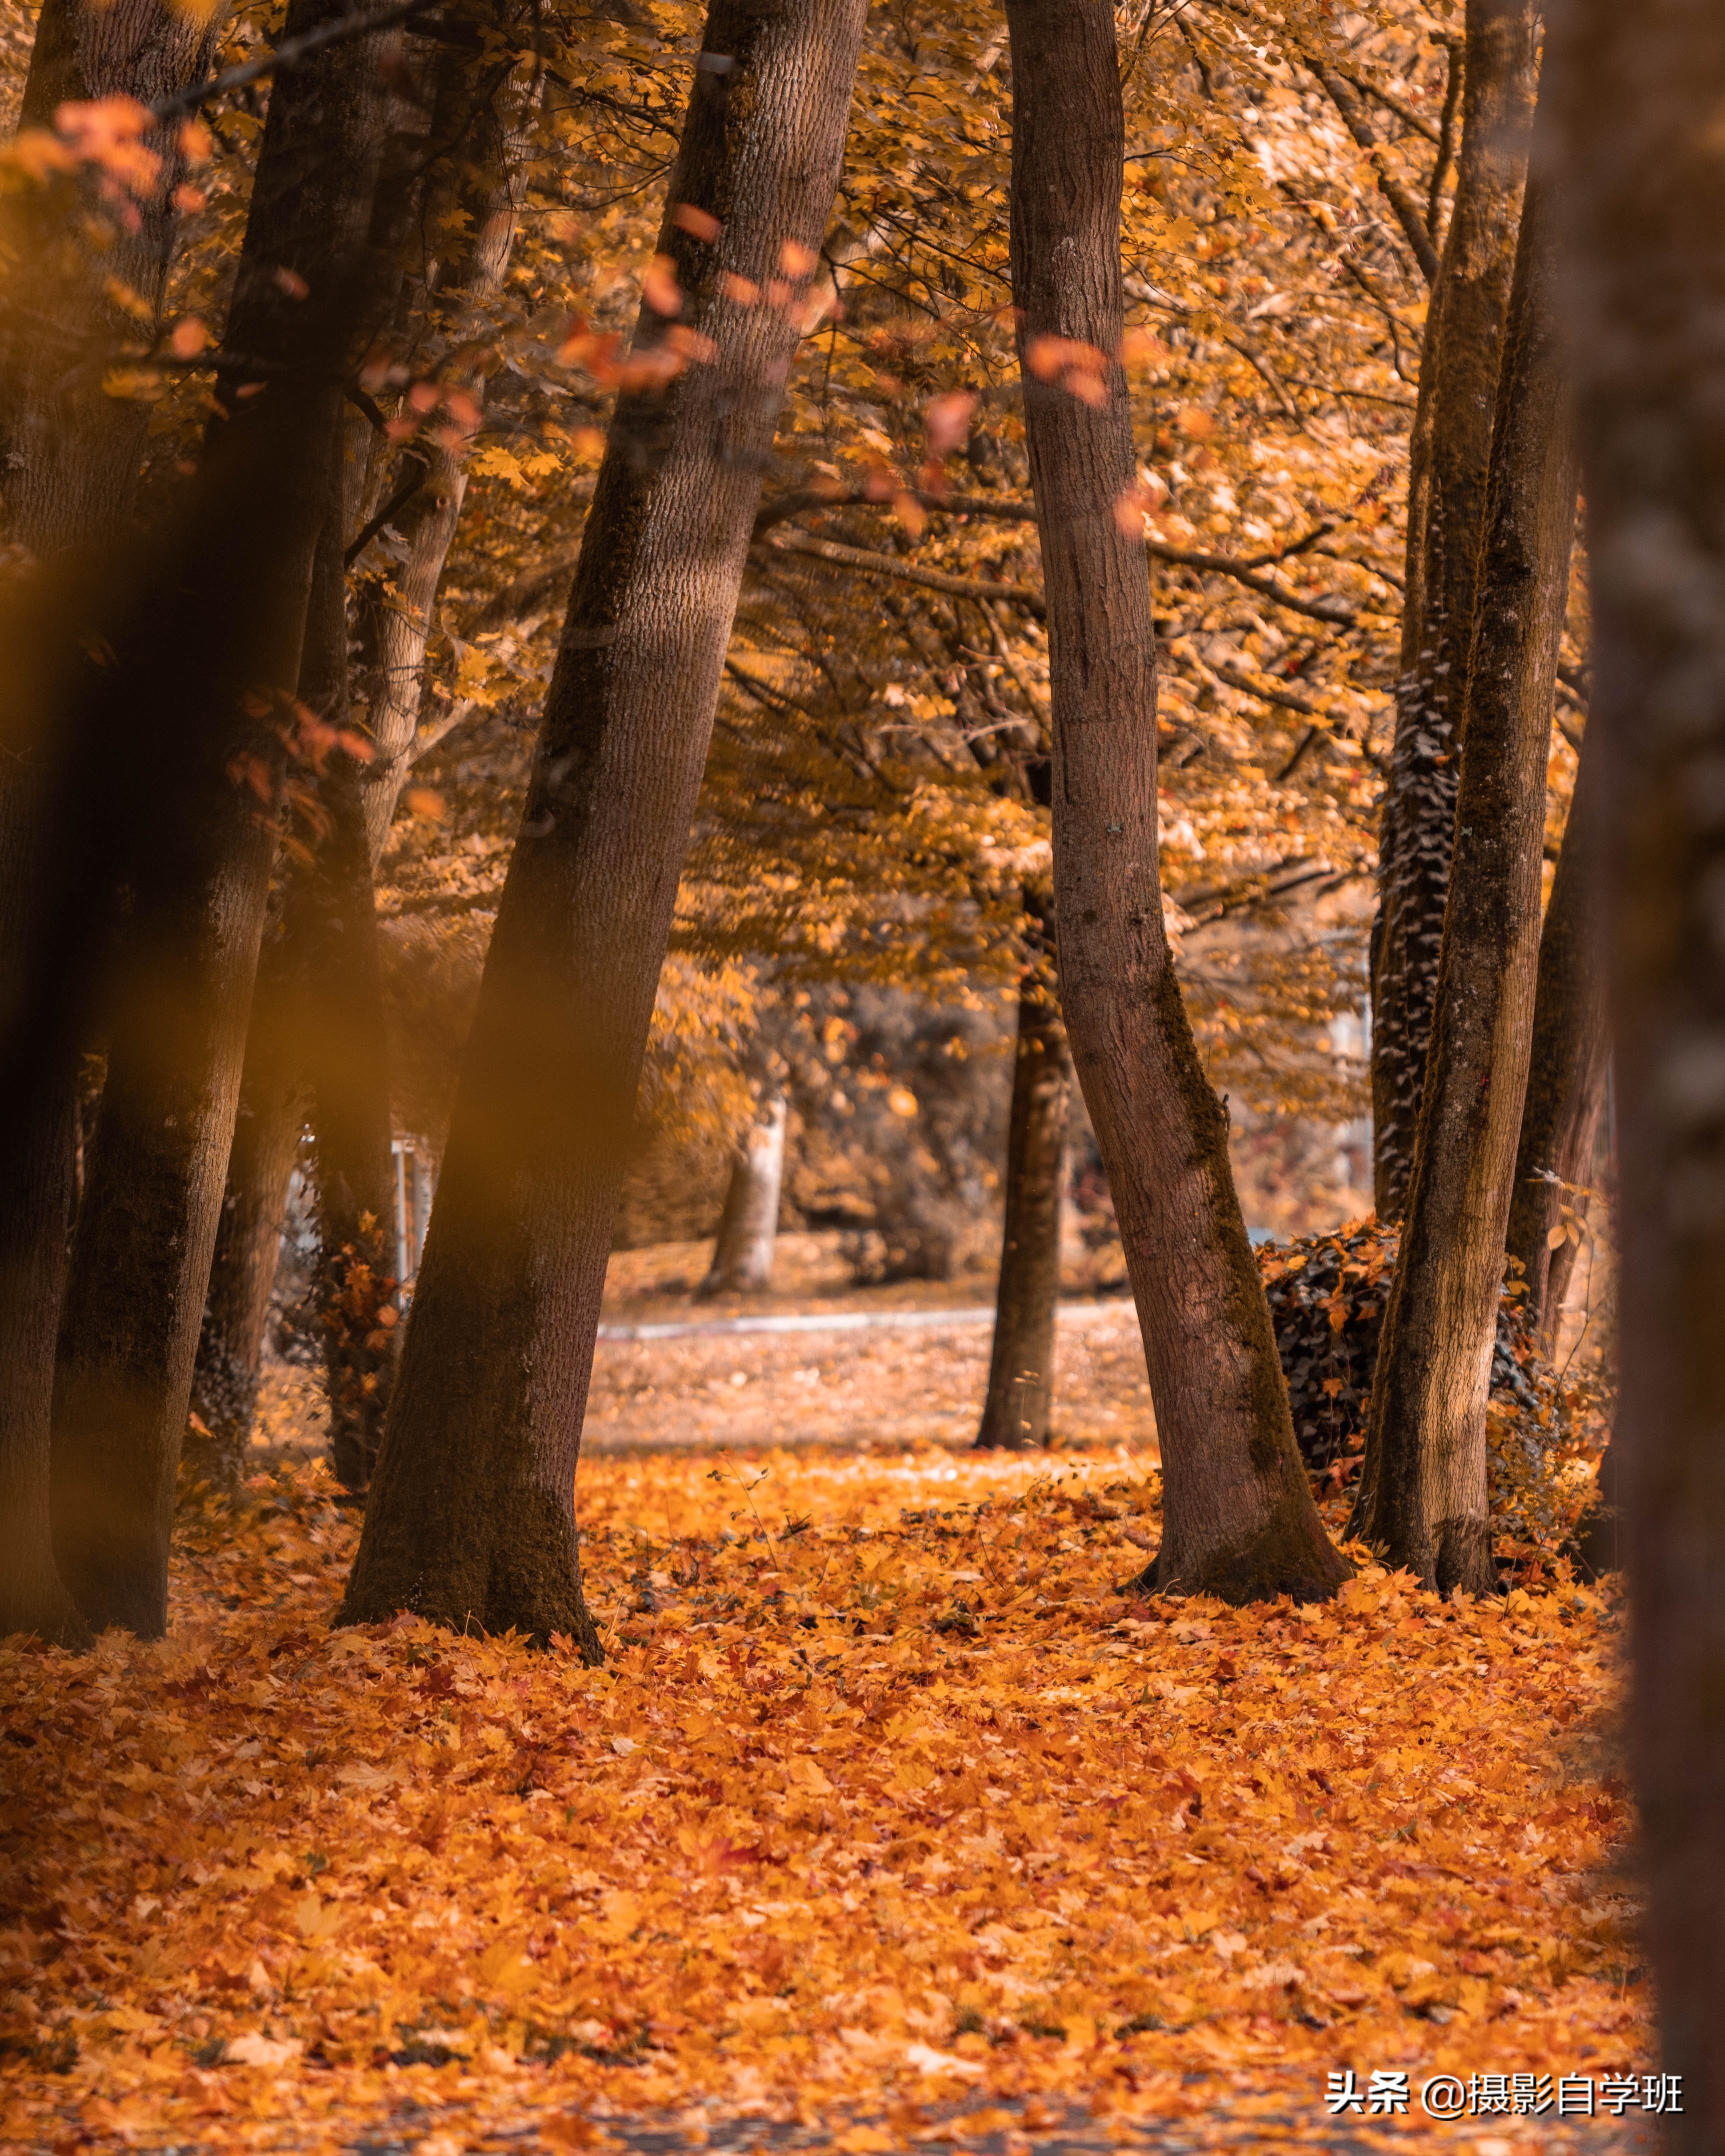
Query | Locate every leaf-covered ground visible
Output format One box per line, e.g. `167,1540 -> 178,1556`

0,1446 -> 1648,2154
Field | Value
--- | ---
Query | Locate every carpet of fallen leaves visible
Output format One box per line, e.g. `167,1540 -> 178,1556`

0,1444 -> 1649,2154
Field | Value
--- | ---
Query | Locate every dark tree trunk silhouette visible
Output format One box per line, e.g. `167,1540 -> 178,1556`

1354,165 -> 1577,1594
1004,0 -> 1346,1602
1505,712 -> 1608,1340
700,1090 -> 788,1297
339,0 -> 870,1648
1372,0 -> 1538,1216
976,888 -> 1070,1451
48,0 -> 392,1637
1551,5 -> 1725,2139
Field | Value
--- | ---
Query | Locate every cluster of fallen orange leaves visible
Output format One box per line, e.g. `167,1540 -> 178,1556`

1,1445 -> 1648,2152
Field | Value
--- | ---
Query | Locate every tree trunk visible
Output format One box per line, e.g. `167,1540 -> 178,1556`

354,57 -> 528,862
48,0 -> 392,1637
1372,0 -> 1538,1217
297,467 -> 399,1492
976,888 -> 1070,1451
338,0 -> 870,1650
1550,6 -> 1725,2138
700,1089 -> 788,1296
1354,165 -> 1578,1594
1003,0 -> 1346,1603
2,0 -> 224,556
1504,710 -> 1608,1340
184,1048 -> 305,1489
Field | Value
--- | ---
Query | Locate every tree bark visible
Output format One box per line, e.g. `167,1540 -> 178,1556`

298,470 -> 399,1492
700,1088 -> 788,1296
354,56 -> 529,862
1004,0 -> 1346,1602
1372,0 -> 1538,1217
338,0 -> 870,1650
976,888 -> 1070,1451
2,0 -> 224,556
1504,710 -> 1608,1340
1550,5 -> 1725,2138
48,0 -> 392,1637
1354,166 -> 1578,1594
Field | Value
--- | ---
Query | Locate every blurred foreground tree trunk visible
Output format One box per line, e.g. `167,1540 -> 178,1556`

1354,162 -> 1578,1594
1004,0 -> 1346,1601
1372,0 -> 1538,1216
976,887 -> 1070,1451
46,0 -> 392,1636
1505,711 -> 1608,1340
701,1090 -> 788,1296
1552,4 -> 1725,2140
339,0 -> 870,1649
0,0 -> 216,1642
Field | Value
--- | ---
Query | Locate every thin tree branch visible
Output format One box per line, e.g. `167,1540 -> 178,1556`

152,0 -> 436,122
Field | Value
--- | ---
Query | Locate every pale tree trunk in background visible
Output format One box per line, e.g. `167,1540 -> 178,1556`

339,0 -> 870,1650
1372,0 -> 1538,1217
47,0 -> 392,1638
700,1090 -> 788,1296
0,0 -> 220,1642
1004,0 -> 1346,1602
1504,710 -> 1608,1340
1551,6 -> 1725,2138
354,54 -> 529,860
976,886 -> 1070,1451
1354,166 -> 1578,1594
1,0 -> 224,556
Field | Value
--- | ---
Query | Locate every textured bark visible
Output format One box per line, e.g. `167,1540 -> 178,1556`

976,889 -> 1070,1451
1354,169 -> 1578,1594
1549,6 -> 1725,2138
1505,713 -> 1608,1340
1372,0 -> 1538,1217
48,0 -> 392,1638
339,0 -> 869,1648
354,58 -> 528,864
700,1090 -> 788,1296
2,0 -> 224,556
185,1038 -> 304,1490
298,476 -> 399,1492
1004,0 -> 1346,1602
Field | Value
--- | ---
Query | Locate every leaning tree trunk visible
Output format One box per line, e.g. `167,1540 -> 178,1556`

338,0 -> 870,1650
700,1088 -> 788,1297
1354,165 -> 1578,1594
1550,6 -> 1725,2142
976,887 -> 1070,1451
1372,0 -> 1538,1216
1004,0 -> 1346,1602
1504,706 -> 1608,1340
48,0 -> 392,1638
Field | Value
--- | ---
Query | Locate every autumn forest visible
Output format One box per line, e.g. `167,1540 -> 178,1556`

1,0 -> 1722,2150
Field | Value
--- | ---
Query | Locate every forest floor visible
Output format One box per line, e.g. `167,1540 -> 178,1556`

0,1258 -> 1652,2156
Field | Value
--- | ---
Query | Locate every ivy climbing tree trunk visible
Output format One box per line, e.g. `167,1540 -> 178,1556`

1354,164 -> 1578,1594
1550,5 -> 1725,2141
1004,0 -> 1346,1602
48,0 -> 392,1638
701,1090 -> 788,1296
1372,0 -> 1538,1217
338,0 -> 870,1649
976,887 -> 1070,1452
1505,709 -> 1608,1341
